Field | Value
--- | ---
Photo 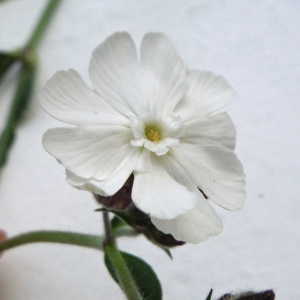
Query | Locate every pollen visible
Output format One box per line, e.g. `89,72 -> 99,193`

147,130 -> 160,142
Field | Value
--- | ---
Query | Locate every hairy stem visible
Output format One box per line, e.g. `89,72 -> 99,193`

0,228 -> 138,253
103,210 -> 113,244
105,243 -> 142,300
103,211 -> 142,299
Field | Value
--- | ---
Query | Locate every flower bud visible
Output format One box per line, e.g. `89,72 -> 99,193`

217,290 -> 275,300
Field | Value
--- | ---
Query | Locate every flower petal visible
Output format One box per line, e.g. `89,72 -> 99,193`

170,143 -> 246,211
89,32 -> 147,116
140,33 -> 187,116
151,195 -> 223,244
39,69 -> 127,126
65,146 -> 139,197
180,112 -> 236,150
175,70 -> 236,121
42,126 -> 135,181
200,177 -> 246,211
132,153 -> 198,219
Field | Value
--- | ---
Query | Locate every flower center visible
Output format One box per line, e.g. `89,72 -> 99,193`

147,130 -> 160,142
129,111 -> 182,156
144,124 -> 161,142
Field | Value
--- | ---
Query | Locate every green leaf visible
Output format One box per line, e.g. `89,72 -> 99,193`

0,51 -> 17,83
158,246 -> 172,259
95,207 -> 108,212
111,215 -> 127,231
205,289 -> 213,300
96,207 -> 135,228
105,251 -> 162,300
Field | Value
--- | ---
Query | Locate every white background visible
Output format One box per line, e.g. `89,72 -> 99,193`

0,0 -> 299,299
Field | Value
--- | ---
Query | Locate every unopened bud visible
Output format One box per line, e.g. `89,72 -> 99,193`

217,290 -> 275,300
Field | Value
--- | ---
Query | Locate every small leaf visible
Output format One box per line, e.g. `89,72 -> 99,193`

94,207 -> 108,212
205,289 -> 213,300
159,246 -> 172,259
111,215 -> 127,231
96,207 -> 137,228
105,251 -> 162,300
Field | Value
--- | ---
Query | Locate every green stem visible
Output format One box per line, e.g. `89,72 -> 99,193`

105,243 -> 142,300
26,0 -> 61,49
103,210 -> 113,244
0,61 -> 36,168
0,228 -> 137,253
0,0 -> 61,170
0,231 -> 102,252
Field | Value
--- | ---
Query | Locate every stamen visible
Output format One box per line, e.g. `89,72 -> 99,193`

147,130 -> 160,142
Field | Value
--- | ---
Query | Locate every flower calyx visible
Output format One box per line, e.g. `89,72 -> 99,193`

94,174 -> 184,248
93,174 -> 134,210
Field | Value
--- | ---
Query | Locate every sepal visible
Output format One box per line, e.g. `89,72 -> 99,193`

96,204 -> 184,249
93,174 -> 133,210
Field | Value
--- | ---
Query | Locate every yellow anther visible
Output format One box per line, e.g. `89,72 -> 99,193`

147,130 -> 160,142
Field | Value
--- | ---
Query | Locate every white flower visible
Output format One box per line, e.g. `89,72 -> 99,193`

40,32 -> 246,244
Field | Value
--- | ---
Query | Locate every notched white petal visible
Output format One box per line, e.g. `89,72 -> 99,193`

42,126 -> 134,181
175,70 -> 236,122
141,33 -> 188,116
181,112 -> 236,150
65,147 -> 138,197
151,195 -> 223,244
39,69 -> 126,126
89,32 -> 147,116
132,155 -> 198,219
170,144 -> 246,211
201,176 -> 246,211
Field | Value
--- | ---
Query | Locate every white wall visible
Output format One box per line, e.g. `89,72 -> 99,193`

0,0 -> 299,299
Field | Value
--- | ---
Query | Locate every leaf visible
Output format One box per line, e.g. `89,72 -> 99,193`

158,246 -> 172,259
111,215 -> 127,231
205,289 -> 213,300
105,251 -> 162,300
94,207 -> 108,212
